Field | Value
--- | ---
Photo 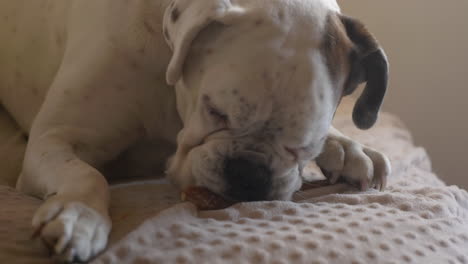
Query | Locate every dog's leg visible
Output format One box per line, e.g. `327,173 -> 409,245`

15,55 -> 149,262
17,134 -> 111,262
316,126 -> 391,191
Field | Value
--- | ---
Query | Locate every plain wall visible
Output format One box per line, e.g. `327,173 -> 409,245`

338,1 -> 468,188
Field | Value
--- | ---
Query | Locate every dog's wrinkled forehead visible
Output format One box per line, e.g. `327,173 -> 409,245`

162,0 -> 341,85
161,0 -> 347,148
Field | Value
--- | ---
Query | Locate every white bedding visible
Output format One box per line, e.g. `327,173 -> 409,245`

1,98 -> 467,264
91,100 -> 468,264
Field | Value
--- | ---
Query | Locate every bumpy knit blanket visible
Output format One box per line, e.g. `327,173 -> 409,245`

92,100 -> 468,264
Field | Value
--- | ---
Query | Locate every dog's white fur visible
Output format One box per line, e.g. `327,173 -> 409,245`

0,0 -> 390,261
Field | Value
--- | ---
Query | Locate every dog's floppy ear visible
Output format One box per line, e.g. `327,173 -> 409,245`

340,15 -> 389,130
163,0 -> 245,85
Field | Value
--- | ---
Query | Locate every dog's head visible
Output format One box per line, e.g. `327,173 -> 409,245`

163,0 -> 388,201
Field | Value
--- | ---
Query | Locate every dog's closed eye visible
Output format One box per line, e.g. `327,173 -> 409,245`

208,106 -> 228,123
203,95 -> 229,126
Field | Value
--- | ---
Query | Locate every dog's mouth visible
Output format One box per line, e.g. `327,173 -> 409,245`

182,133 -> 308,202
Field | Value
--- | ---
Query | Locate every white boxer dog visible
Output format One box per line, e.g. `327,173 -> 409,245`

0,0 -> 390,262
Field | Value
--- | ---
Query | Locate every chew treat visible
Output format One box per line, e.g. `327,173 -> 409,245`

181,187 -> 234,210
299,179 -> 333,190
182,180 -> 337,210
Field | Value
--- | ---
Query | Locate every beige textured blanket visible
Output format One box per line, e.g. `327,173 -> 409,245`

1,98 -> 467,264
93,100 -> 468,264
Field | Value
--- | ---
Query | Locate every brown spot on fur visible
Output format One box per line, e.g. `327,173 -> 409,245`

206,48 -> 214,55
278,11 -> 284,20
116,85 -> 126,91
15,70 -> 22,80
55,33 -> 64,47
340,16 -> 379,54
143,20 -> 156,34
254,19 -> 263,26
129,61 -> 139,70
321,13 -> 353,85
171,8 -> 180,22
72,142 -> 88,153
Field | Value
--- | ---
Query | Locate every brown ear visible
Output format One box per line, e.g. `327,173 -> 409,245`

340,15 -> 389,130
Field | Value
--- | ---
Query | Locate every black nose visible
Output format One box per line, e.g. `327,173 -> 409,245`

224,157 -> 272,201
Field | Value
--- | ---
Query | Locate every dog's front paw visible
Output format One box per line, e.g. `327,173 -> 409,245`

32,196 -> 111,262
316,135 -> 391,191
